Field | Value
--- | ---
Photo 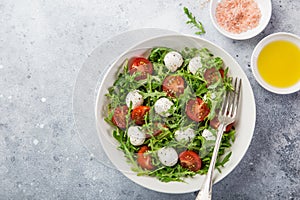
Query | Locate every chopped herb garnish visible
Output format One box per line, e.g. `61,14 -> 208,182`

183,7 -> 206,35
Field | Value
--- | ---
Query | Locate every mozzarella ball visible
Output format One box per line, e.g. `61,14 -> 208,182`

188,56 -> 202,74
157,147 -> 178,167
154,97 -> 174,117
174,128 -> 196,142
125,90 -> 143,109
164,51 -> 184,72
202,129 -> 215,140
127,126 -> 146,146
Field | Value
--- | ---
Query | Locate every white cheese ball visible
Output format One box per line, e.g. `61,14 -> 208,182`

154,97 -> 174,117
202,129 -> 216,140
164,51 -> 184,72
125,90 -> 143,109
174,128 -> 196,142
157,147 -> 178,167
127,126 -> 146,146
188,56 -> 202,74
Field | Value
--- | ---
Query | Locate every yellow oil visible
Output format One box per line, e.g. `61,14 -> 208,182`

257,40 -> 300,88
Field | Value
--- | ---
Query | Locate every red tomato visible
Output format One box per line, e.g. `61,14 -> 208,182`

146,122 -> 167,138
179,150 -> 202,172
210,116 -> 234,132
209,116 -> 220,129
162,75 -> 185,97
186,97 -> 210,122
112,106 -> 129,129
131,106 -> 150,125
137,146 -> 155,170
153,122 -> 167,136
219,68 -> 225,79
128,57 -> 153,81
203,67 -> 224,86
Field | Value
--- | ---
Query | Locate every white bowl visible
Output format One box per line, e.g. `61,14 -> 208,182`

210,0 -> 272,40
251,32 -> 300,94
95,34 -> 256,193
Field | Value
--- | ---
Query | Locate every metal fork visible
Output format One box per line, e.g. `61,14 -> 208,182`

196,78 -> 242,200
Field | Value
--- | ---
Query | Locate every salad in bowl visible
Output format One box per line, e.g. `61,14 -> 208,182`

104,46 -> 235,182
95,34 -> 255,193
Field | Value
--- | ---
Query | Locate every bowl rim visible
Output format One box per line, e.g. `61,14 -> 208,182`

251,32 -> 300,94
209,0 -> 272,40
95,33 -> 256,193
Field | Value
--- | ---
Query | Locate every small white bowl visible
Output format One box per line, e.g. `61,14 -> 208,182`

210,0 -> 272,40
251,32 -> 300,94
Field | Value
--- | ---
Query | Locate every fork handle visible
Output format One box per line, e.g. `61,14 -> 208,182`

196,123 -> 226,200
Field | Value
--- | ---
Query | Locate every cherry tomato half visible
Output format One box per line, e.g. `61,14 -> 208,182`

146,122 -> 168,138
186,97 -> 210,122
112,105 -> 129,129
204,67 -> 225,86
210,116 -> 234,132
219,68 -> 225,79
131,106 -> 150,125
137,146 -> 155,170
128,57 -> 153,81
179,150 -> 202,172
153,122 -> 167,136
162,75 -> 185,97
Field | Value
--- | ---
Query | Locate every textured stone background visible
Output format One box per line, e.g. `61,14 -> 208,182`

0,0 -> 299,199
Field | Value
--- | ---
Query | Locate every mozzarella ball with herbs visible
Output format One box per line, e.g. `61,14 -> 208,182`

157,147 -> 178,167
127,126 -> 146,146
188,56 -> 202,74
154,97 -> 174,117
202,129 -> 215,140
164,51 -> 184,72
174,128 -> 196,142
125,90 -> 143,109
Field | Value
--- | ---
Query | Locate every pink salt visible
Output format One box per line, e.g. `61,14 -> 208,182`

216,0 -> 262,34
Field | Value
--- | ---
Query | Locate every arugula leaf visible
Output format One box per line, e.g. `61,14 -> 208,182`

183,7 -> 206,35
149,47 -> 173,63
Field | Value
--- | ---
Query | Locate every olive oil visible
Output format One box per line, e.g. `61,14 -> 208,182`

257,40 -> 300,88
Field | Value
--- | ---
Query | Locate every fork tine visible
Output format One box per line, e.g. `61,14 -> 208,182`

227,89 -> 234,116
228,78 -> 237,116
219,87 -> 230,116
219,78 -> 242,118
232,78 -> 242,117
228,78 -> 238,116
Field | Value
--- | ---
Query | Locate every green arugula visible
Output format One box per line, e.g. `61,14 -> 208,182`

183,7 -> 206,35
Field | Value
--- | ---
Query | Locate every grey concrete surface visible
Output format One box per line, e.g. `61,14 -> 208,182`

0,0 -> 299,199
